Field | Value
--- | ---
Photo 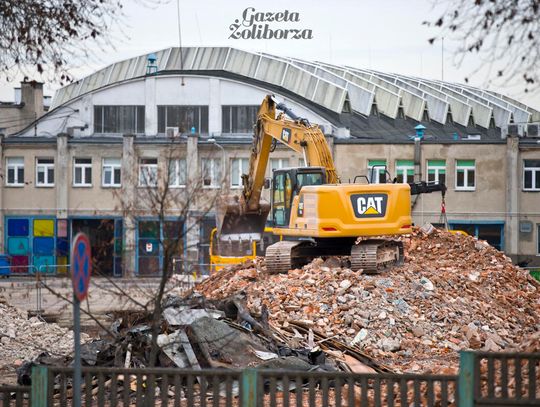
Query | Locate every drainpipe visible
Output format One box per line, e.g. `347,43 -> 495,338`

412,125 -> 425,209
414,136 -> 422,182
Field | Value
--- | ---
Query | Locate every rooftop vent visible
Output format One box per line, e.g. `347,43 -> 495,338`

527,123 -> 540,138
146,53 -> 158,75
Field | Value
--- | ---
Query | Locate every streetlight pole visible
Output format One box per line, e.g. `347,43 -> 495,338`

207,138 -> 226,186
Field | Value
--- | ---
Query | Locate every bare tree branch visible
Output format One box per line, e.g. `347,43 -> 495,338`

426,0 -> 540,92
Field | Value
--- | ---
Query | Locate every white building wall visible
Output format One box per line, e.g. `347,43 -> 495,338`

92,81 -> 146,105
154,76 -> 211,105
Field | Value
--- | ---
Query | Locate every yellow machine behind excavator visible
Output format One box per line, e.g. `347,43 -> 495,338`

209,227 -> 281,272
216,95 -> 446,274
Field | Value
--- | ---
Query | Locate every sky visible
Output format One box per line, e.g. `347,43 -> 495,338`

2,0 -> 539,110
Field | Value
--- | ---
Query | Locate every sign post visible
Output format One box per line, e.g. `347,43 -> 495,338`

71,233 -> 92,407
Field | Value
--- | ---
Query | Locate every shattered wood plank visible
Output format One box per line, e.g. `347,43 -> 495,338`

287,321 -> 393,373
179,330 -> 208,388
178,330 -> 201,370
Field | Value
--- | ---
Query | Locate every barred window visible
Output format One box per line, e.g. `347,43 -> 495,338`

94,105 -> 145,134
157,106 -> 208,134
222,105 -> 258,134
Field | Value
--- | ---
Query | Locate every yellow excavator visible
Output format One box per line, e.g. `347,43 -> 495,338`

217,95 -> 446,274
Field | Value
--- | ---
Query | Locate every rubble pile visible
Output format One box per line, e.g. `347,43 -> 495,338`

196,227 -> 539,373
0,300 -> 89,381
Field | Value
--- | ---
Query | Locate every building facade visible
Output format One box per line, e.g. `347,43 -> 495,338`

1,47 -> 539,277
0,81 -> 50,136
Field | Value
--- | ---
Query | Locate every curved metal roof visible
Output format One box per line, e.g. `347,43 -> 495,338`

51,46 -> 539,129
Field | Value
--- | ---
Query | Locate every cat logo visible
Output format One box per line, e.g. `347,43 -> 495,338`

350,193 -> 387,218
281,128 -> 291,143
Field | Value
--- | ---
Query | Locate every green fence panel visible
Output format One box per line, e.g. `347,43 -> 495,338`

458,351 -> 475,407
31,365 -> 48,407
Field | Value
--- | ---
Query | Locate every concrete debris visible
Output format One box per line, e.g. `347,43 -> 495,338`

15,287 -> 385,390
196,227 -> 539,373
419,276 -> 434,291
0,301 -> 89,382
254,350 -> 279,361
162,307 -> 223,326
350,328 -> 368,346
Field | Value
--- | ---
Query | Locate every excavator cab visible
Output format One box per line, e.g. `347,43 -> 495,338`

271,167 -> 326,227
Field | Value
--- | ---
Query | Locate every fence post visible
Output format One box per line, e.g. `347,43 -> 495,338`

241,368 -> 258,407
31,365 -> 48,407
458,351 -> 475,407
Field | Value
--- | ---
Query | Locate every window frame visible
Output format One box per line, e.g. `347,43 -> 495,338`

221,105 -> 259,134
169,158 -> 187,188
395,160 -> 414,184
102,157 -> 122,188
455,159 -> 476,191
230,157 -> 249,188
139,158 -> 158,187
270,158 -> 290,171
94,105 -> 145,134
201,157 -> 222,188
73,157 -> 93,187
35,157 -> 55,187
6,157 -> 25,187
523,159 -> 540,191
157,105 -> 209,134
427,159 -> 446,184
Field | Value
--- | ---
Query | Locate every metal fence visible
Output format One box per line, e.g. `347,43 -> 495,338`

45,366 -> 242,407
36,366 -> 459,407
256,370 -> 457,407
9,345 -> 538,407
0,385 -> 31,407
472,352 -> 539,406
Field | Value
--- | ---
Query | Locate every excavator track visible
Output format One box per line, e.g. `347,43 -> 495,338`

265,241 -> 304,274
350,240 -> 404,274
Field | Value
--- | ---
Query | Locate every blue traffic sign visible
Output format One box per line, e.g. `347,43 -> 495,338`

71,233 -> 92,302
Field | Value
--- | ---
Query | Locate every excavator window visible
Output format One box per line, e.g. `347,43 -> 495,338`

273,172 -> 287,226
272,168 -> 325,228
272,171 -> 294,227
296,172 -> 324,189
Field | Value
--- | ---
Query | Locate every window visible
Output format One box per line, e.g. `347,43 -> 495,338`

169,158 -> 187,187
73,158 -> 92,187
456,159 -> 475,190
231,158 -> 249,187
201,158 -> 222,187
36,158 -> 54,186
94,105 -> 145,134
137,220 -> 160,276
451,222 -> 504,251
396,160 -> 414,183
368,160 -> 387,183
270,158 -> 290,171
157,106 -> 209,134
272,171 -> 293,226
222,106 -> 258,133
102,158 -> 121,187
523,159 -> 540,191
139,158 -> 158,187
6,157 -> 24,186
427,160 -> 446,184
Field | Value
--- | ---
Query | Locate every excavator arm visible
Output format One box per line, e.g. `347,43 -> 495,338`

217,95 -> 337,241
